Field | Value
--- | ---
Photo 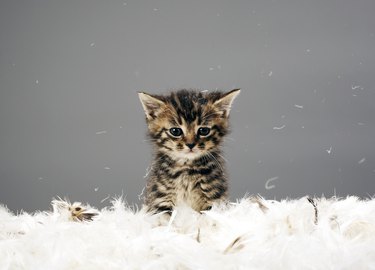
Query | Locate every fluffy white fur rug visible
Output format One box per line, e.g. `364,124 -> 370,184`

1,196 -> 375,270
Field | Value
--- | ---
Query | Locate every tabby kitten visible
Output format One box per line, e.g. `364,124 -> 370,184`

138,89 -> 240,214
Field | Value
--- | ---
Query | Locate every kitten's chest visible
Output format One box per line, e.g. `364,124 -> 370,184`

174,173 -> 201,208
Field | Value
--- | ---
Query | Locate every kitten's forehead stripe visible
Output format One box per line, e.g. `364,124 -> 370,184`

164,90 -> 219,124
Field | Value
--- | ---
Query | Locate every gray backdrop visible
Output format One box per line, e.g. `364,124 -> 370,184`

1,0 -> 374,213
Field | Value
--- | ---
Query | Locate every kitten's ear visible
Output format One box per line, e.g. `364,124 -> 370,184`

138,92 -> 166,120
214,89 -> 241,117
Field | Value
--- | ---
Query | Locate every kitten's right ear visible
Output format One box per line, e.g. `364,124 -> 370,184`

138,92 -> 165,120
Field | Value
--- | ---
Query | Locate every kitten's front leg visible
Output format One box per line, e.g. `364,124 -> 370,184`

195,177 -> 228,212
145,188 -> 175,215
145,202 -> 174,226
146,204 -> 173,215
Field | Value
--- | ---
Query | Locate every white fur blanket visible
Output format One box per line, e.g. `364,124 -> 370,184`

1,196 -> 375,269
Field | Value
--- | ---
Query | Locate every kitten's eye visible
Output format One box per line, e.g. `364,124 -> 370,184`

169,127 -> 183,137
198,127 -> 211,136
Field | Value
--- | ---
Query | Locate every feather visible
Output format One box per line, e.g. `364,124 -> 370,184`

1,196 -> 375,269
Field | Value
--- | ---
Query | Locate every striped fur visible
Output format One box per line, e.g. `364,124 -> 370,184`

138,89 -> 240,213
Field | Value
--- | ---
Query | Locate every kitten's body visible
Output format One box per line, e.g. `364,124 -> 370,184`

146,150 -> 226,213
138,89 -> 240,214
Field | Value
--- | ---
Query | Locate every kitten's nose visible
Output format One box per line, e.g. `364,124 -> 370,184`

185,143 -> 196,150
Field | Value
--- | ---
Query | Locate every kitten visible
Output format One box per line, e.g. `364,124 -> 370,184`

138,89 -> 240,214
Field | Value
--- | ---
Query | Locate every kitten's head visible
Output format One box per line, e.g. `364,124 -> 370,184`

138,89 -> 240,161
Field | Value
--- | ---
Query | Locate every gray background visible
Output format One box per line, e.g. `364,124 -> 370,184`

1,0 -> 374,213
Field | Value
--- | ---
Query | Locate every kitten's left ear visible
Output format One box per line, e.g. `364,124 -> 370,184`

214,89 -> 241,117
138,92 -> 166,120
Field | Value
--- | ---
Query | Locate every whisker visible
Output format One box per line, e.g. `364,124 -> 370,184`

207,152 -> 224,172
224,137 -> 236,142
217,152 -> 228,163
143,139 -> 158,143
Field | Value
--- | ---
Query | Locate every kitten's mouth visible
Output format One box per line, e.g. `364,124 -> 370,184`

185,149 -> 200,155
171,149 -> 202,160
185,149 -> 204,158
